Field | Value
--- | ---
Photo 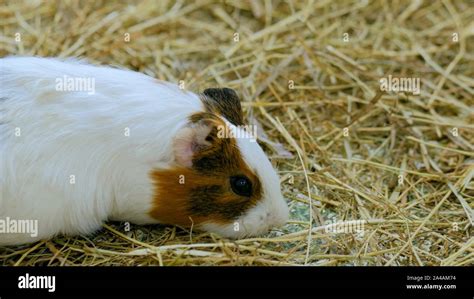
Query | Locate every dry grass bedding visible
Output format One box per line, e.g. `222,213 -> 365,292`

0,0 -> 473,266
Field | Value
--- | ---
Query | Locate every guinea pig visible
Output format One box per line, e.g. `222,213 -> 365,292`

0,56 -> 289,246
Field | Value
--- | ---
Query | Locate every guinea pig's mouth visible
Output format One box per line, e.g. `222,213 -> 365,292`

203,198 -> 290,239
200,213 -> 288,239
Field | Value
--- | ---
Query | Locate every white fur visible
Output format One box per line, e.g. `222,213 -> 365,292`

0,57 -> 288,245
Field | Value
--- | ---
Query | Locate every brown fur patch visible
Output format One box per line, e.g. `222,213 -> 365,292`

149,112 -> 262,227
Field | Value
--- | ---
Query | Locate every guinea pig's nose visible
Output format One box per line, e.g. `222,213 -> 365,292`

274,215 -> 288,228
260,212 -> 271,223
266,216 -> 283,230
272,205 -> 290,228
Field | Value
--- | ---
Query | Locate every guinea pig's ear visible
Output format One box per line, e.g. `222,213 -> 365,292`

201,88 -> 244,126
173,118 -> 218,168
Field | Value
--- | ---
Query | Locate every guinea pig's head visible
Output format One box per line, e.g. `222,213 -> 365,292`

149,88 -> 289,238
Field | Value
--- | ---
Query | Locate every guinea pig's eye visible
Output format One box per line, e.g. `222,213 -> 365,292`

229,176 -> 252,197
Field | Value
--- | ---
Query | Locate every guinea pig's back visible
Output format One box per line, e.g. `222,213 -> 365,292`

0,57 -> 203,244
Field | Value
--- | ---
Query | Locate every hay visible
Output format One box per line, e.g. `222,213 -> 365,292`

0,0 -> 473,266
